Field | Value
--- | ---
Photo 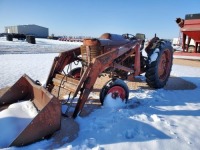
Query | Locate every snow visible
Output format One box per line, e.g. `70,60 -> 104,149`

173,45 -> 183,51
103,93 -> 126,109
0,101 -> 38,148
149,48 -> 159,63
0,37 -> 82,88
0,53 -> 58,88
0,37 -> 81,54
0,38 -> 200,150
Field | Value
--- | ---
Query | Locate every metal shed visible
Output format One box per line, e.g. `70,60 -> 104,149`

5,24 -> 49,38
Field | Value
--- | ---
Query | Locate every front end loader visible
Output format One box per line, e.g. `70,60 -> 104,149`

0,75 -> 61,147
0,33 -> 173,147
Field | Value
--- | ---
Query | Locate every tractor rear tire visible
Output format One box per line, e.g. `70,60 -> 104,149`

145,40 -> 173,88
99,78 -> 129,105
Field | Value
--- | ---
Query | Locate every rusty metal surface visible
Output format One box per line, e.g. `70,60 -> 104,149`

0,75 -> 34,105
43,33 -> 144,119
0,74 -> 61,147
72,39 -> 140,118
52,74 -> 79,96
83,38 -> 101,46
46,47 -> 81,91
10,97 -> 61,146
81,45 -> 103,63
0,32 -> 148,147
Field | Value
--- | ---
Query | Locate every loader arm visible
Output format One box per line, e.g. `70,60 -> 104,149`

46,47 -> 81,91
72,40 -> 141,118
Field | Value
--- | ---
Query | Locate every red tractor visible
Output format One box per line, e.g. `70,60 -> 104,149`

0,33 -> 173,147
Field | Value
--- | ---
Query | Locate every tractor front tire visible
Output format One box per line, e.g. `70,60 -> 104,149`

100,78 -> 129,105
145,40 -> 173,88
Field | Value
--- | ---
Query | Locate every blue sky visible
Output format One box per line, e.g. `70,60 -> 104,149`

0,0 -> 199,39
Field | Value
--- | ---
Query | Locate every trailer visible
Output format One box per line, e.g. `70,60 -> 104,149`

176,13 -> 200,53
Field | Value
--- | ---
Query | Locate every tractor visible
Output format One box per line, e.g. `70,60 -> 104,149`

0,32 -> 173,147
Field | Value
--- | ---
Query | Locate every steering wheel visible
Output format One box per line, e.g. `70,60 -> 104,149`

122,33 -> 136,40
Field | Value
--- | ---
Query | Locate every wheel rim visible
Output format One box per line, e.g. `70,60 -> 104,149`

107,86 -> 126,100
158,49 -> 171,81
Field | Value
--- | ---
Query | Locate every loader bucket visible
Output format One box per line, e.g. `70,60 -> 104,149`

0,74 -> 61,147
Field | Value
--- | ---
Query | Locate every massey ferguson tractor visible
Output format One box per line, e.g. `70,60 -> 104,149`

0,33 -> 173,147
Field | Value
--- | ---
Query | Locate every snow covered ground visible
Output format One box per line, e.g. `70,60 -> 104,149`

0,37 -> 81,54
0,38 -> 200,150
0,37 -> 82,88
172,45 -> 183,52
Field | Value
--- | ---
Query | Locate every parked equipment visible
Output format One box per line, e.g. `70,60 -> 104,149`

0,33 -> 173,147
176,13 -> 200,53
6,34 -> 13,41
26,35 -> 36,44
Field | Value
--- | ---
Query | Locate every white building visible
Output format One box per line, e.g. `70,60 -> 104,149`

5,24 -> 49,38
